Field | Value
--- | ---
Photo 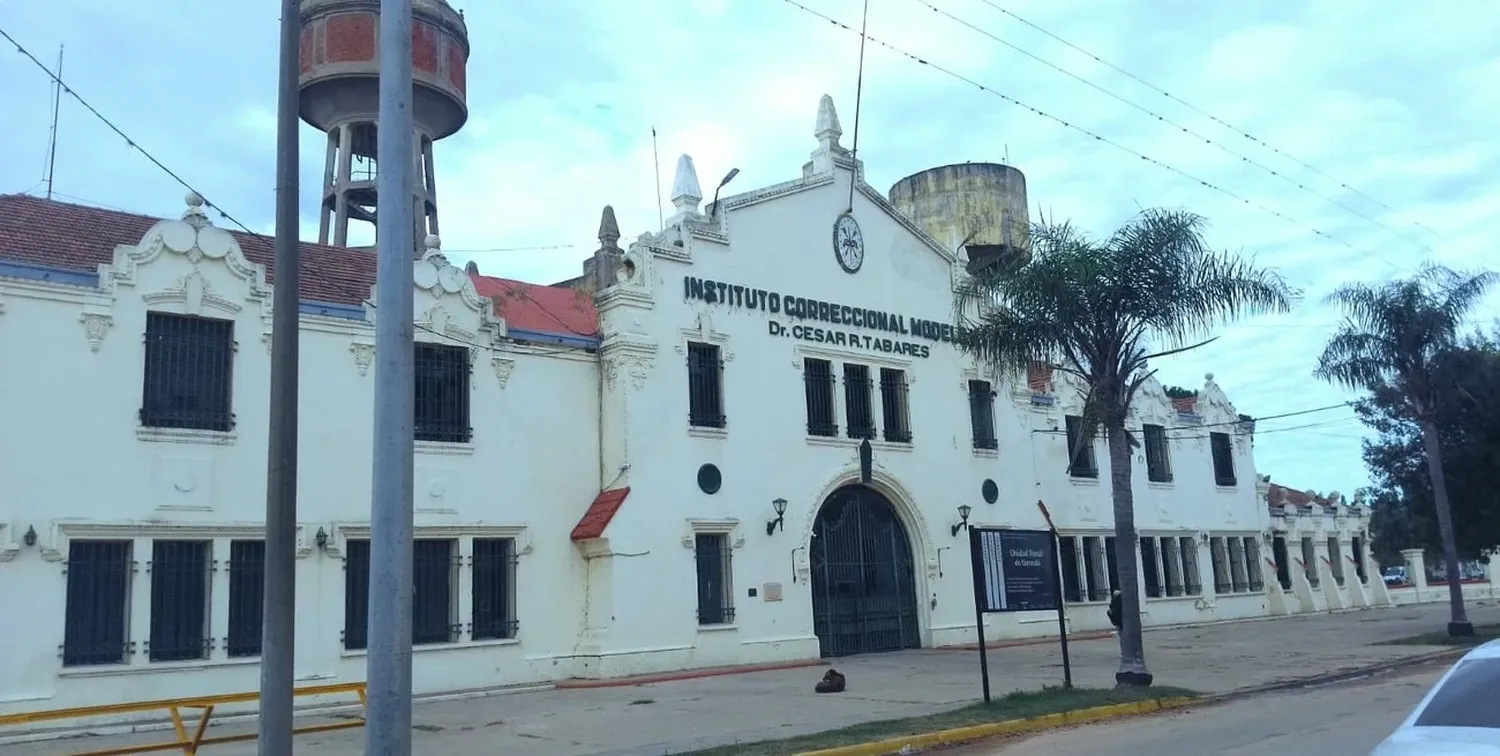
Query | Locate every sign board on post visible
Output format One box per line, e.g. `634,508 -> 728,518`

967,523 -> 1073,702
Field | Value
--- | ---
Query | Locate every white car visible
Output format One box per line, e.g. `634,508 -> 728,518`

1371,638 -> 1500,754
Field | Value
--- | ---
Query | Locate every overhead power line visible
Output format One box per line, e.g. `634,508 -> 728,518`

778,0 -> 1402,273
1,26 -> 254,235
976,0 -> 1444,242
912,0 -> 1431,255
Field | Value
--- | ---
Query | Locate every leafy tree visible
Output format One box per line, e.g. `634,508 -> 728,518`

1356,330 -> 1500,565
1315,264 -> 1497,637
954,209 -> 1291,687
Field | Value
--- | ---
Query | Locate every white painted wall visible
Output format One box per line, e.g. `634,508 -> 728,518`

0,205 -> 598,714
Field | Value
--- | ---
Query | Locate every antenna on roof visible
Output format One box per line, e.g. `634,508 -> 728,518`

44,45 -> 63,201
846,0 -> 871,213
652,126 -> 665,231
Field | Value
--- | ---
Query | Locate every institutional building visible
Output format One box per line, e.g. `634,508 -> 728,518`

0,95 -> 1379,716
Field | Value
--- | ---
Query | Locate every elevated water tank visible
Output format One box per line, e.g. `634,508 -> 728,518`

889,163 -> 1030,275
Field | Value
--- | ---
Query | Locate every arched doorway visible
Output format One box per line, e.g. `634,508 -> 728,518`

809,484 -> 922,657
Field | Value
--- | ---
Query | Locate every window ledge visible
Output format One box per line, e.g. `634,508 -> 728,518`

59,656 -> 258,678
805,436 -> 913,453
697,623 -> 738,633
415,440 -> 476,456
688,426 -> 728,440
1068,476 -> 1101,487
972,447 -> 999,459
1215,484 -> 1239,492
137,426 -> 237,446
1147,480 -> 1174,489
1145,594 -> 1204,603
340,637 -> 520,658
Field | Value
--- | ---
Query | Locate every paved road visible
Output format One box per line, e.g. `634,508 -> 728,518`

1,601 -> 1493,755
949,663 -> 1446,756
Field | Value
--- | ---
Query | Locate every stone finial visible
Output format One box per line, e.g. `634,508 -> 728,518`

814,94 -> 843,147
425,233 -> 442,252
183,191 -> 208,226
670,154 -> 702,214
465,260 -> 479,275
1205,372 -> 1215,382
598,205 -> 621,250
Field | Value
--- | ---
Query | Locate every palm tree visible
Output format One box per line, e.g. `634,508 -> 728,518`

954,209 -> 1291,687
1314,263 -> 1497,637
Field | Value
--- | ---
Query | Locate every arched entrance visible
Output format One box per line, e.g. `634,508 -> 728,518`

809,484 -> 922,657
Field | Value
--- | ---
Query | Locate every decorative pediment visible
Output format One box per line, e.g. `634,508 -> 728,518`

1132,375 -> 1176,423
98,193 -> 271,310
1197,374 -> 1239,424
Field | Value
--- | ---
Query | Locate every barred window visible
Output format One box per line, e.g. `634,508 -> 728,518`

1210,432 -> 1236,486
1058,536 -> 1082,603
1161,538 -> 1183,597
226,540 -> 264,658
140,312 -> 235,431
1210,537 -> 1231,594
1229,538 -> 1249,592
62,540 -> 133,667
471,538 -> 518,641
686,342 -> 726,429
969,380 -> 998,450
1064,416 -> 1097,478
148,540 -> 212,662
413,539 -> 458,645
1083,536 -> 1110,600
1300,537 -> 1319,588
843,363 -> 876,439
343,539 -> 370,650
1143,424 -> 1172,482
415,343 -> 472,443
695,533 -> 734,625
1351,536 -> 1368,584
879,368 -> 912,443
803,358 -> 837,437
1179,536 -> 1201,595
1139,537 -> 1163,598
1244,537 -> 1265,591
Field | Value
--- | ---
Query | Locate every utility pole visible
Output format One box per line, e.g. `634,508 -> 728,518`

259,0 -> 301,752
366,0 -> 417,753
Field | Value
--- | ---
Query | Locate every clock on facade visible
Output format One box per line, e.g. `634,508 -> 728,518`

833,212 -> 865,274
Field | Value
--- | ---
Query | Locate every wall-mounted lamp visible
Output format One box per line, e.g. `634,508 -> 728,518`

1198,531 -> 1211,544
951,504 -> 972,537
766,498 -> 788,536
315,527 -> 329,550
22,525 -> 37,547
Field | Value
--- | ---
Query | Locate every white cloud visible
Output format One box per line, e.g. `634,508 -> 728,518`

3,0 -> 1498,495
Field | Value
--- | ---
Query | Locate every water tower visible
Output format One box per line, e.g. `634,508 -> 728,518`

298,0 -> 470,253
889,163 -> 1030,276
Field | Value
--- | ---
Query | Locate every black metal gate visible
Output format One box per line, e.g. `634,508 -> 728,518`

810,485 -> 921,657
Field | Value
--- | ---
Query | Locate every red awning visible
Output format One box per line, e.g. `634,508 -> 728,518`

571,487 -> 630,541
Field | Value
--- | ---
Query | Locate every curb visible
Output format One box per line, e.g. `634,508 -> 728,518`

791,648 -> 1466,756
554,658 -> 827,689
794,696 -> 1198,756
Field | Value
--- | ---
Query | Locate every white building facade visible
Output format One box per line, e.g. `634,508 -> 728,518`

0,95 -> 1375,717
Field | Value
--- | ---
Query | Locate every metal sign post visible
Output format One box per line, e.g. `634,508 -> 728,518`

967,517 -> 1073,702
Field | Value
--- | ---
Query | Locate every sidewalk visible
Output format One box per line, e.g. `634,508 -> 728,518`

8,601 -> 1496,755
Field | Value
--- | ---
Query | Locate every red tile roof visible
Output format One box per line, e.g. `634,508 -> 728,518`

571,487 -> 630,541
1027,362 -> 1053,392
1266,483 -> 1333,508
0,194 -> 597,339
1171,396 -> 1198,413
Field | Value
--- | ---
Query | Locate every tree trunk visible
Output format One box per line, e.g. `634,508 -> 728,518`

1106,420 -> 1153,687
1418,419 -> 1473,636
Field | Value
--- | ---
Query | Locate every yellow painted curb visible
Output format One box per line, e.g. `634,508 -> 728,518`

795,696 -> 1198,756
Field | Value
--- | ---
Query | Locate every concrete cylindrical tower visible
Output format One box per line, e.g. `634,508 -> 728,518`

889,163 -> 1030,275
298,0 -> 470,253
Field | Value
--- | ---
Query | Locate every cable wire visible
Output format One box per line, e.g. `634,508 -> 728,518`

777,0 -> 1401,272
0,26 -> 255,235
976,0 -> 1444,241
912,0 -> 1430,256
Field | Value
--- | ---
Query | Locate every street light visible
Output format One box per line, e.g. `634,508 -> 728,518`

709,168 -> 740,220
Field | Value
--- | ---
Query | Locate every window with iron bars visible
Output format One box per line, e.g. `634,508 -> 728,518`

879,368 -> 912,443
969,380 -> 998,450
1178,536 -> 1202,595
1300,537 -> 1320,588
1161,537 -> 1183,597
225,540 -> 264,658
1143,424 -> 1172,482
695,533 -> 734,625
686,342 -> 726,429
413,539 -> 460,645
1064,415 -> 1098,478
1083,536 -> 1110,601
140,312 -> 235,431
1139,537 -> 1163,598
843,363 -> 876,439
1351,536 -> 1368,584
1058,536 -> 1081,603
1210,537 -> 1231,594
1104,536 -> 1120,597
1229,537 -> 1249,592
415,343 -> 472,443
1209,432 -> 1236,486
471,538 -> 518,641
343,539 -> 371,650
1244,537 -> 1265,591
62,540 -> 134,667
803,358 -> 838,437
148,540 -> 212,662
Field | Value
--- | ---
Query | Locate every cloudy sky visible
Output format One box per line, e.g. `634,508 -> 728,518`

3,0 -> 1497,497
